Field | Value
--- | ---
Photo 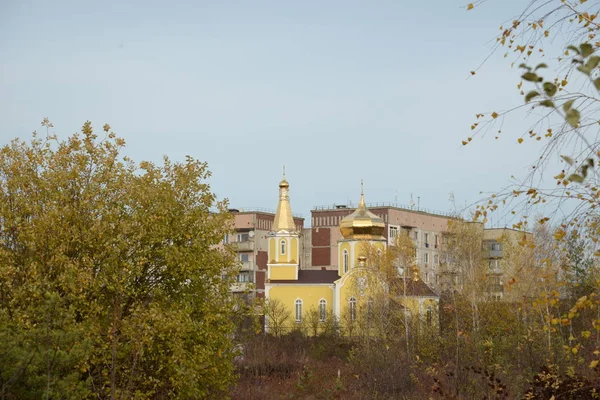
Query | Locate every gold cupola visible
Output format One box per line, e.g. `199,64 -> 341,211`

340,182 -> 385,240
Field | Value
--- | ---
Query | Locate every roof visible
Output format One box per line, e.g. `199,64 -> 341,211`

271,270 -> 339,284
390,278 -> 438,297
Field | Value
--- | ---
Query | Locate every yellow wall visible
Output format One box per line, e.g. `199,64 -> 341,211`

338,242 -> 351,276
269,284 -> 335,331
269,238 -> 276,263
270,266 -> 297,280
291,238 -> 298,263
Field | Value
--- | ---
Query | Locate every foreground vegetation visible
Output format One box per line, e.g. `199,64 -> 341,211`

0,123 -> 239,399
234,285 -> 600,399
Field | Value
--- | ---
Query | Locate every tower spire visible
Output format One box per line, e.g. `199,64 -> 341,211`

359,179 -> 365,208
272,171 -> 295,232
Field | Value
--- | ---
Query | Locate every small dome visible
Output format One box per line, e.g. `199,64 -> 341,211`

340,192 -> 385,240
279,179 -> 289,188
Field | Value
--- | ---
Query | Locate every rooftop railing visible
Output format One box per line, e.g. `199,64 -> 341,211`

312,202 -> 456,218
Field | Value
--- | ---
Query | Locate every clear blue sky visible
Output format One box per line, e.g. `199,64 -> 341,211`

0,0 -> 559,224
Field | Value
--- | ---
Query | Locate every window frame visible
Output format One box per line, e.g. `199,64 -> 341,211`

295,299 -> 303,322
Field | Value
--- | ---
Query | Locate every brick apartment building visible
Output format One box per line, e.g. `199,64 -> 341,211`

227,209 -> 304,298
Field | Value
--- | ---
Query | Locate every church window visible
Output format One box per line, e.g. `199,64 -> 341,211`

349,297 -> 357,321
343,250 -> 349,273
281,240 -> 286,255
319,299 -> 327,322
426,307 -> 433,326
295,299 -> 303,322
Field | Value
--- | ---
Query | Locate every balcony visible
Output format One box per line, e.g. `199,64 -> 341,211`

235,241 -> 255,251
240,261 -> 256,271
488,250 -> 503,258
231,282 -> 254,292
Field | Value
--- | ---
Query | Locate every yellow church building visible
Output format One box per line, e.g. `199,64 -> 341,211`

264,174 -> 439,334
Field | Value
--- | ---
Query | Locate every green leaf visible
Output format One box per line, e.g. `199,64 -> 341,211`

561,155 -> 574,165
582,165 -> 589,178
518,63 -> 531,71
567,45 -> 581,55
522,72 -> 540,82
563,99 -> 576,112
585,56 -> 600,70
580,43 -> 594,58
543,82 -> 557,97
578,65 -> 592,75
568,173 -> 584,183
535,63 -> 548,70
525,91 -> 540,103
594,78 -> 600,91
566,108 -> 581,128
539,100 -> 555,108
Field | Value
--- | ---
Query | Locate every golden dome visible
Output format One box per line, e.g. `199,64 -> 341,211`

340,187 -> 385,240
279,179 -> 289,188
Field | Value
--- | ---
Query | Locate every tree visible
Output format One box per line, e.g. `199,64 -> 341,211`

263,298 -> 291,337
0,121 -> 238,399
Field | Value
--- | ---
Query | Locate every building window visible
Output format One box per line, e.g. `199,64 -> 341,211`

343,250 -> 349,273
349,297 -> 357,321
426,307 -> 433,326
425,272 -> 429,282
367,297 -> 374,318
281,240 -> 286,255
238,233 -> 249,242
319,299 -> 327,322
489,259 -> 500,269
223,234 -> 229,244
414,231 -> 418,241
434,254 -> 438,265
434,235 -> 439,248
295,299 -> 303,322
491,242 -> 501,251
424,233 -> 429,247
239,253 -> 249,262
390,226 -> 398,238
424,253 -> 429,263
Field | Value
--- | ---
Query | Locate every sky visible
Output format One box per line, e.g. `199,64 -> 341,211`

0,0 -> 564,225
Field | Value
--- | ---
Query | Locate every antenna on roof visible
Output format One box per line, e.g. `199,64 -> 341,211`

409,193 -> 415,210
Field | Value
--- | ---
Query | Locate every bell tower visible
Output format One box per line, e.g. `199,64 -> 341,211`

267,168 -> 300,281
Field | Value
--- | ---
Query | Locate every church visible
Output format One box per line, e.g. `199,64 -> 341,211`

264,173 -> 439,334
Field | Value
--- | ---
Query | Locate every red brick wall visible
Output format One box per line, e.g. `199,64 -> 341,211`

255,270 -> 265,291
312,247 -> 330,266
312,227 -> 330,246
256,251 -> 268,270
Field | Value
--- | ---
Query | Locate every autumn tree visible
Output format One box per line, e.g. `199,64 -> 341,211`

0,121 -> 239,399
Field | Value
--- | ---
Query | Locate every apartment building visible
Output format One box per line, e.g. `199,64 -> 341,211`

227,208 -> 304,298
482,227 -> 533,300
309,203 -> 455,290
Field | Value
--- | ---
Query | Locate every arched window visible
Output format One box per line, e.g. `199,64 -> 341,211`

281,240 -> 286,255
295,299 -> 302,322
349,297 -> 357,321
343,250 -> 349,273
319,299 -> 327,322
